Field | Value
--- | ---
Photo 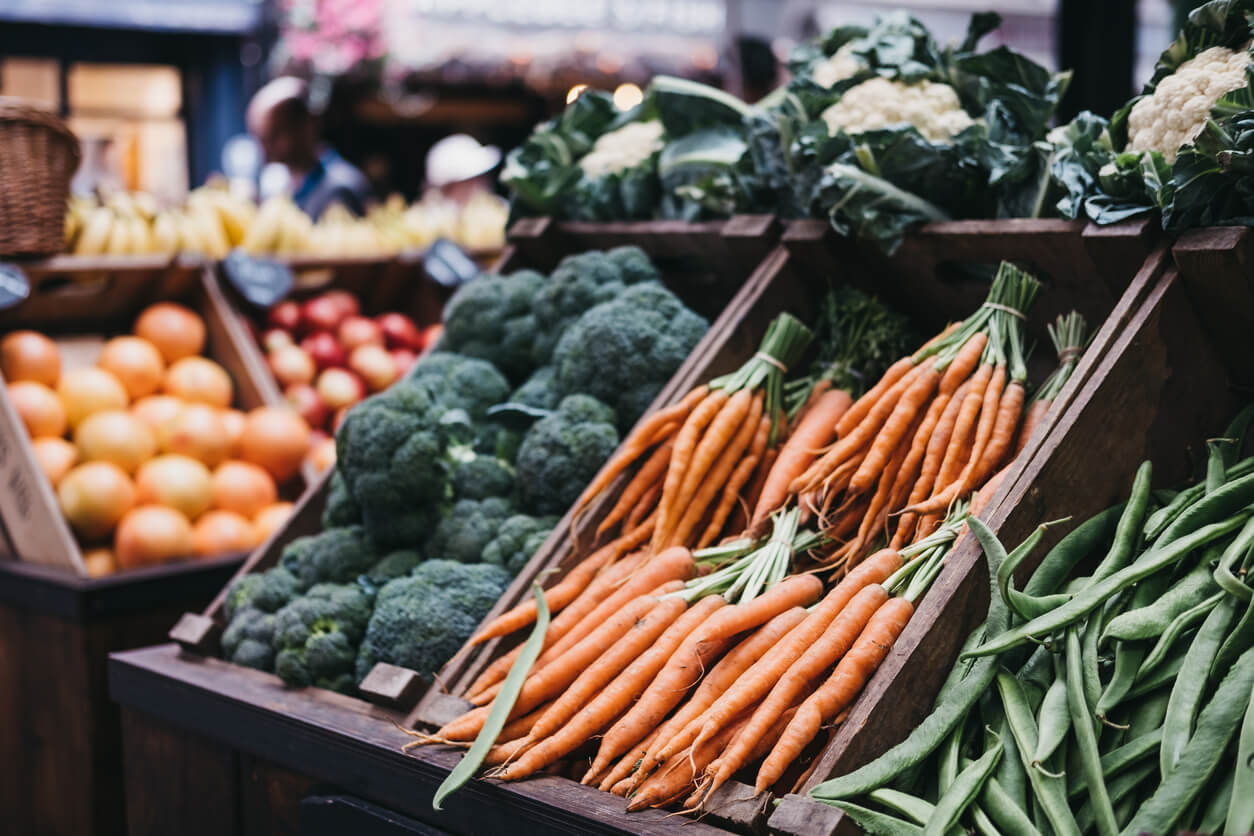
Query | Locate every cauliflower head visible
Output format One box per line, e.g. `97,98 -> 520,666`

820,78 -> 975,143
812,43 -> 863,89
578,121 -> 665,179
1126,45 -> 1250,163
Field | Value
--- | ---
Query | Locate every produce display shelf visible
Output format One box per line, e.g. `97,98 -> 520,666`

769,229 -> 1252,835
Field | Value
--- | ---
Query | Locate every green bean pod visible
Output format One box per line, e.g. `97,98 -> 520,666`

1065,628 -> 1118,836
831,802 -> 924,835
1024,504 -> 1125,597
997,670 -> 1081,836
997,522 -> 1061,619
1101,561 -> 1218,642
980,776 -> 1043,836
1198,770 -> 1233,836
1092,461 -> 1153,584
1122,644 -> 1254,836
938,723 -> 962,795
1162,595 -> 1237,776
1126,652 -> 1186,703
1141,456 -> 1254,542
1207,439 -> 1228,495
1096,571 -> 1170,718
1127,689 -> 1170,738
1224,678 -> 1254,835
1215,593 -> 1254,674
867,788 -> 935,825
1032,676 -> 1070,768
1155,471 -> 1254,548
995,715 -> 1028,810
923,741 -> 1001,836
1137,591 -> 1223,678
1076,763 -> 1157,834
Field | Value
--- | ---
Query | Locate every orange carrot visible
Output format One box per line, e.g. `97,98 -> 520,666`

595,440 -> 673,538
845,423 -> 918,567
939,332 -> 987,394
668,394 -> 763,548
971,378 -> 1025,484
752,389 -> 852,527
691,705 -> 801,809
793,378 -> 833,427
736,444 -> 779,533
754,596 -> 914,794
627,714 -> 750,811
848,366 -> 940,496
834,356 -> 915,438
707,585 -> 889,792
881,391 -> 953,532
625,481 -> 663,531
672,390 -> 756,512
485,736 -> 533,766
695,573 -> 824,647
1014,396 -> 1052,457
527,596 -> 687,742
651,389 -> 730,552
628,606 -> 809,785
696,414 -> 771,549
970,464 -> 1009,518
597,726 -> 665,791
925,363 -> 992,499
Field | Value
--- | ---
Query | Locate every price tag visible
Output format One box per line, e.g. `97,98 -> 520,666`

222,250 -> 294,308
0,263 -> 31,310
423,238 -> 480,288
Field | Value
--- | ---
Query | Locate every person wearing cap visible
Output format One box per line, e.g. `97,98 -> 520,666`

246,76 -> 373,219
425,134 -> 502,204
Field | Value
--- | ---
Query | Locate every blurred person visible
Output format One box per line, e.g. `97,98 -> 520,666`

246,76 -> 372,218
425,134 -> 501,204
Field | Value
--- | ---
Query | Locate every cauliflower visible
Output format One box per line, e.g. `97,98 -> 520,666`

578,121 -> 665,179
812,43 -> 862,89
820,78 -> 975,143
1126,45 -> 1250,163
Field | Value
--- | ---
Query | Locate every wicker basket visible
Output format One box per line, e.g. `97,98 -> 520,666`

0,98 -> 80,258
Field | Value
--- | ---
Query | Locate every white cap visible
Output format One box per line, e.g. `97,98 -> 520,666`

425,134 -> 502,187
247,76 -> 308,132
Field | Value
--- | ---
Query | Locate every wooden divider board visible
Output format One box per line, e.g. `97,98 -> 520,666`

771,255 -> 1238,834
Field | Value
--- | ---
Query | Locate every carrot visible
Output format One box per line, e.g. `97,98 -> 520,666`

754,596 -> 914,794
793,378 -> 833,427
834,356 -> 914,438
848,365 -> 940,496
970,378 -> 1025,485
595,440 -> 672,538
706,585 -> 889,793
661,551 -> 903,766
880,391 -> 953,544
695,414 -> 771,549
915,513 -> 942,542
924,363 -> 992,501
1014,397 -> 1052,456
628,607 -> 810,786
527,596 -> 687,742
668,394 -> 763,548
468,542 -> 618,646
904,377 -> 972,510
752,389 -> 853,526
498,702 -> 552,743
442,589 -> 674,740
939,332 -> 987,394
651,389 -> 730,552
596,726 -> 665,791
609,776 -> 634,797
970,464 -> 1009,518
674,390 -> 756,510
625,481 -> 663,531
627,714 -> 751,812
577,387 -> 708,507
695,573 -> 824,647
737,445 -> 779,532
845,411 -> 923,564
691,705 -> 802,809
484,736 -> 533,766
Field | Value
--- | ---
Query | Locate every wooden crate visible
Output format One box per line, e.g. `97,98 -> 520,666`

0,259 -> 287,575
407,217 -> 1156,832
769,232 -> 1243,835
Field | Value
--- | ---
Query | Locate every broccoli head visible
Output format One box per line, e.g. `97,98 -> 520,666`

222,566 -> 300,621
552,282 -> 707,431
407,352 -> 511,419
452,454 -> 515,500
221,607 -> 278,671
425,496 -> 515,563
439,271 -> 546,381
508,365 -> 562,411
321,470 -> 361,529
354,560 -> 511,682
606,245 -> 663,285
272,583 -> 374,693
362,550 -> 423,586
515,394 -> 619,516
279,525 -> 379,591
482,514 -> 558,575
529,251 -> 630,366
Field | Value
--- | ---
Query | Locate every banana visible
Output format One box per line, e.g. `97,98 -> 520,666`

128,216 -> 153,254
130,192 -> 159,221
189,206 -> 230,259
105,211 -> 132,255
240,197 -> 286,255
174,211 -> 204,255
74,207 -> 114,256
152,212 -> 179,254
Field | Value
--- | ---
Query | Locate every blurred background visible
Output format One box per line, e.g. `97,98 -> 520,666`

0,0 -> 1194,203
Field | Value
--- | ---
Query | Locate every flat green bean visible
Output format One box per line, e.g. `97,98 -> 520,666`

1137,592 -> 1222,678
1127,693 -> 1169,741
867,788 -> 935,825
1066,628 -> 1117,836
1126,653 -> 1186,702
938,723 -> 962,795
924,741 -> 1001,836
1224,678 -> 1254,835
970,805 -> 1000,836
1214,515 -> 1254,603
1076,763 -> 1157,834
997,670 -> 1081,836
970,514 -> 1252,659
1082,608 -> 1104,710
998,522 -> 1062,619
996,715 -> 1028,811
1122,644 -> 1254,836
1102,560 -> 1217,642
1156,470 -> 1254,547
1198,769 -> 1233,835
830,801 -> 924,835
981,776 -> 1043,836
1141,456 -> 1254,542
1097,570 -> 1170,718
1208,439 -> 1228,495
1033,676 -> 1070,768
1223,406 -> 1254,465
1216,592 -> 1254,674
1024,505 -> 1125,597
1162,595 -> 1236,776
1093,461 -> 1153,584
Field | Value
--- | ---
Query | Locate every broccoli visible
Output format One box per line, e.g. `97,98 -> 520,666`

509,365 -> 562,411
439,271 -> 546,381
321,470 -> 361,529
354,560 -> 511,682
515,394 -> 619,516
362,550 -> 423,585
279,525 -> 379,591
530,251 -> 631,366
222,608 -> 278,671
272,583 -> 374,693
552,282 -> 708,431
425,496 -> 515,563
222,566 -> 300,621
408,352 -> 512,419
452,454 -> 515,500
482,514 -> 558,575
606,245 -> 663,285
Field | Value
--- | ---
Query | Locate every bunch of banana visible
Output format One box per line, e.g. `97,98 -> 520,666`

308,203 -> 398,257
64,185 -> 257,258
65,192 -> 162,256
238,195 -> 313,256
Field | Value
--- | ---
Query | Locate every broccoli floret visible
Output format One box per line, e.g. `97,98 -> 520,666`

515,395 -> 619,516
362,550 -> 423,585
321,470 -> 361,529
279,525 -> 379,591
509,365 -> 562,411
530,252 -> 628,366
452,454 -> 515,500
439,271 -> 546,381
425,497 -> 515,563
272,583 -> 374,692
552,282 -> 708,431
482,514 -> 558,575
354,560 -> 511,682
606,245 -> 662,285
408,352 -> 511,419
221,607 -> 278,671
223,567 -> 300,621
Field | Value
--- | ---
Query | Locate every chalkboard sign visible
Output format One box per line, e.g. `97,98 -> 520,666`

0,263 -> 31,310
222,250 -> 294,308
423,238 -> 480,288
